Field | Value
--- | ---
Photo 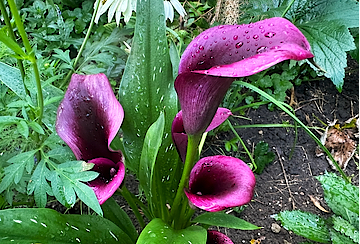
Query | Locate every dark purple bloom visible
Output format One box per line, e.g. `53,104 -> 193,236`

207,230 -> 234,244
56,73 -> 125,204
175,17 -> 314,136
185,155 -> 255,212
172,108 -> 232,161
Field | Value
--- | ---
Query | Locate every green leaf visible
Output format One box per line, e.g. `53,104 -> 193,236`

46,147 -> 76,163
316,172 -> 359,227
0,208 -> 132,243
253,141 -> 275,174
118,0 -> 178,174
16,120 -> 29,138
28,121 -> 45,135
102,197 -> 138,243
53,48 -> 72,65
139,112 -> 164,206
331,215 -> 359,243
0,150 -> 37,193
27,159 -> 52,208
273,210 -> 331,243
299,20 -> 356,91
0,30 -> 27,58
192,212 -> 261,230
137,218 -> 207,244
330,228 -> 357,244
0,62 -> 27,99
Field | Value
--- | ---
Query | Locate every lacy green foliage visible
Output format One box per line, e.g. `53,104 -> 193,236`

274,172 -> 359,244
238,0 -> 359,91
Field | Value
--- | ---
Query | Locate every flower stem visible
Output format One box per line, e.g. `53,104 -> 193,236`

0,0 -> 27,94
7,0 -> 43,125
60,0 -> 101,89
227,119 -> 257,171
170,134 -> 201,229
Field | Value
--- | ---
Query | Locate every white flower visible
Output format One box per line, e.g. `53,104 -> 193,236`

94,0 -> 137,24
164,0 -> 186,22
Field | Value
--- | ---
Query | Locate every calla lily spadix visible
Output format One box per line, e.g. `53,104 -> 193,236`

185,155 -> 255,212
171,108 -> 232,161
175,17 -> 314,136
56,73 -> 125,204
207,230 -> 234,244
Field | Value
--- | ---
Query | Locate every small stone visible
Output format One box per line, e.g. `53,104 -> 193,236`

271,223 -> 281,233
284,240 -> 292,244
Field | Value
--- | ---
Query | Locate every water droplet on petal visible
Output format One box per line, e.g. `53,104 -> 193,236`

233,35 -> 238,40
265,32 -> 276,38
199,45 -> 204,50
222,36 -> 226,40
256,46 -> 267,53
203,35 -> 208,39
253,34 -> 259,39
235,42 -> 243,48
193,43 -> 198,47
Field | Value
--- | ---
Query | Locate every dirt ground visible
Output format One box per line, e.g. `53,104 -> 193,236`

206,60 -> 359,243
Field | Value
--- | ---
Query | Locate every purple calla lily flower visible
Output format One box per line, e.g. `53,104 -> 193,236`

172,108 -> 232,161
56,73 -> 125,204
185,155 -> 255,212
175,17 -> 314,136
207,230 -> 234,244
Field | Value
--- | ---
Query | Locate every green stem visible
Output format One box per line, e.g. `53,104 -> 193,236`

281,0 -> 296,18
7,0 -> 43,125
227,119 -> 257,171
60,0 -> 101,89
170,134 -> 201,229
118,186 -> 146,229
231,101 -> 269,113
0,0 -> 27,93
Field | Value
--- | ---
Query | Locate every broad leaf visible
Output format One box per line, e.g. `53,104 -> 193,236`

137,218 -> 207,244
330,228 -> 357,244
118,0 -> 178,174
192,212 -> 260,230
0,208 -> 132,243
102,197 -> 138,243
273,210 -> 330,243
316,173 -> 359,228
139,112 -> 165,215
299,20 -> 356,91
118,0 -> 181,212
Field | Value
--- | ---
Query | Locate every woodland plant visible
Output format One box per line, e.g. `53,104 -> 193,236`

0,0 -> 355,243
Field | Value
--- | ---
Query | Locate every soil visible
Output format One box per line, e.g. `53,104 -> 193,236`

202,59 -> 359,244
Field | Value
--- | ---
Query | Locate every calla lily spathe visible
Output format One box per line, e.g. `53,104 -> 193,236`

185,155 -> 255,212
172,108 -> 232,161
175,17 -> 314,136
207,230 -> 234,244
56,73 -> 125,204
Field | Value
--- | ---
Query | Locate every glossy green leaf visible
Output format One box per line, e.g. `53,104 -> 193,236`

299,20 -> 356,92
273,210 -> 330,243
139,112 -> 164,213
316,172 -> 359,227
0,208 -> 132,243
102,197 -> 138,243
0,62 -> 27,100
118,0 -> 181,216
192,212 -> 261,230
118,0 -> 178,174
16,120 -> 29,138
137,218 -> 207,244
